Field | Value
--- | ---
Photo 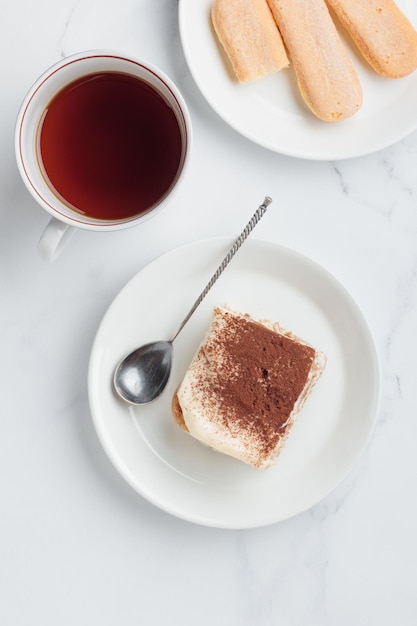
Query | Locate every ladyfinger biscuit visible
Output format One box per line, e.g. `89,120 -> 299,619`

267,0 -> 363,121
211,0 -> 289,83
325,0 -> 417,78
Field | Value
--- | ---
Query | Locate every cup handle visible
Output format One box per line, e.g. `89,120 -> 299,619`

37,217 -> 76,262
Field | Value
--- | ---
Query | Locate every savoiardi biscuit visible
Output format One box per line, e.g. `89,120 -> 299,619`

211,0 -> 289,83
266,0 -> 363,121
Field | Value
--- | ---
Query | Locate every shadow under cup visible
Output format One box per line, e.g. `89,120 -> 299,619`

16,52 -> 191,229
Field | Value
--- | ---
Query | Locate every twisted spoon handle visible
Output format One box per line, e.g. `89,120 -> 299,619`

170,196 -> 272,342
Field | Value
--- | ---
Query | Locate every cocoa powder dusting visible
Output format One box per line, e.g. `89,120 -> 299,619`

198,309 -> 315,459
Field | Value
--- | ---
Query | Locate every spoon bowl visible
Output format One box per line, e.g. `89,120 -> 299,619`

113,196 -> 272,405
114,341 -> 173,404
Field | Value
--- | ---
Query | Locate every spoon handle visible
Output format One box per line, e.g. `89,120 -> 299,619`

170,196 -> 272,342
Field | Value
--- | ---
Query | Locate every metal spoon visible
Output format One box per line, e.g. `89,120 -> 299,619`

113,196 -> 272,405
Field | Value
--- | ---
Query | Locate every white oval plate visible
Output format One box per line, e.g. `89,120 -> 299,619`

88,239 -> 380,528
179,0 -> 417,160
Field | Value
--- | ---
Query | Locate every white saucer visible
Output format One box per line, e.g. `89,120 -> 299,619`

179,0 -> 417,160
88,239 -> 380,528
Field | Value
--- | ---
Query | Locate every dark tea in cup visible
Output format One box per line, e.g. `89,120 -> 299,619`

37,71 -> 184,221
16,52 -> 191,261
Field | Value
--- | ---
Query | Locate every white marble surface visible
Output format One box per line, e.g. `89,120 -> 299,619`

1,1 -> 417,624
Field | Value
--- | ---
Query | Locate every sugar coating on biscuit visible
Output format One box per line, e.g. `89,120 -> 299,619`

325,0 -> 417,78
212,0 -> 289,82
267,0 -> 363,121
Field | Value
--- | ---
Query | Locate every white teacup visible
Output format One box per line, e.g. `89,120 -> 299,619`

15,50 -> 192,261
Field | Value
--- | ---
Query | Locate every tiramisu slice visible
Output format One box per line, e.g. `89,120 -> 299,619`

172,307 -> 326,469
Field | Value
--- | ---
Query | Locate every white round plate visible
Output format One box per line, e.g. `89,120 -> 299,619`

179,0 -> 417,160
88,239 -> 380,528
